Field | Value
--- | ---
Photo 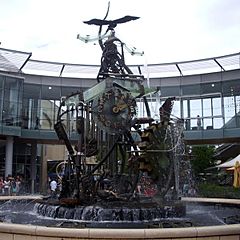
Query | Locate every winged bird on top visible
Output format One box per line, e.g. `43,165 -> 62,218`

84,15 -> 140,31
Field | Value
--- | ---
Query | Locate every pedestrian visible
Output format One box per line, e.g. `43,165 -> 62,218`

0,177 -> 4,195
50,178 -> 57,197
197,115 -> 201,129
4,177 -> 11,195
15,177 -> 21,195
11,178 -> 17,196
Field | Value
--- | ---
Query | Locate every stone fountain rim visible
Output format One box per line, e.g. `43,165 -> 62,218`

0,195 -> 240,239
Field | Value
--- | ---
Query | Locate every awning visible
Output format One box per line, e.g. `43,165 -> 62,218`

215,154 -> 240,168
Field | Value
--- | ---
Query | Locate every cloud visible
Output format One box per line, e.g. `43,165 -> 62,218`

0,0 -> 239,64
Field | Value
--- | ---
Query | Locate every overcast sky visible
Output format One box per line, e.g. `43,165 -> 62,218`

1,0 -> 240,65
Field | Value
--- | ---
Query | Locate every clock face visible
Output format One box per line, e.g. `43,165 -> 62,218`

92,87 -> 137,133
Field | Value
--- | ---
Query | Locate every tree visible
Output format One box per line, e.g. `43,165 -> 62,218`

190,145 -> 215,176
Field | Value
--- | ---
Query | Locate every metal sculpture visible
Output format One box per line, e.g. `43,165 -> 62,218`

53,5 -> 184,207
83,4 -> 139,81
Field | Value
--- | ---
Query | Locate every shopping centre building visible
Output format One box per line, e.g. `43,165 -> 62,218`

0,47 -> 240,193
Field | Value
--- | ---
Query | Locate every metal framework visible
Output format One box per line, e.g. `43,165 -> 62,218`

0,47 -> 239,78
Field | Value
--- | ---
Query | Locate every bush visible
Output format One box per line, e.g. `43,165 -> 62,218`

198,183 -> 240,199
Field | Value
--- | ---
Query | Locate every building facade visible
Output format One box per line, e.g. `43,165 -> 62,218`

0,48 -> 240,193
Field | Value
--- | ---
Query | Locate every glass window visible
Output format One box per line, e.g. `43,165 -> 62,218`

61,87 -> 79,97
182,84 -> 201,96
213,117 -> 223,129
182,100 -> 191,130
236,115 -> 240,128
41,85 -> 61,100
4,76 -> 20,90
23,84 -> 41,129
0,75 -> 4,89
182,100 -> 189,119
203,118 -> 212,129
54,100 -> 61,120
201,82 -> 221,94
40,100 -> 55,130
172,99 -> 181,118
190,99 -> 202,118
148,98 -> 159,119
222,80 -> 240,96
203,98 -> 212,117
236,96 -> 240,113
24,84 -> 41,99
190,99 -> 202,129
212,97 -> 222,116
0,98 -> 3,124
160,86 -> 180,98
224,96 -> 236,128
1,77 -> 23,127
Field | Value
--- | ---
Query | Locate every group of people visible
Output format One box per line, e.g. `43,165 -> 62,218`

0,176 -> 23,196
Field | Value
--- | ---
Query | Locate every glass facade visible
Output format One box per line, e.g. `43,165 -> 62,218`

21,83 -> 85,131
0,73 -> 240,134
0,75 -> 23,127
137,79 -> 240,131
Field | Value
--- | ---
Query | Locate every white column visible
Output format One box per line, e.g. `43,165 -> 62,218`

5,136 -> 13,177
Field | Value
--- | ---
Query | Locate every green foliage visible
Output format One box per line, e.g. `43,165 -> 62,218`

191,145 -> 215,175
198,183 -> 240,199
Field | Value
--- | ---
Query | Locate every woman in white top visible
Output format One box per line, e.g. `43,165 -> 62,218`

4,178 -> 11,195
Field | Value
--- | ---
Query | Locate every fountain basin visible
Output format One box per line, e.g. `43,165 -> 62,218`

0,196 -> 240,239
35,199 -> 185,223
0,221 -> 240,239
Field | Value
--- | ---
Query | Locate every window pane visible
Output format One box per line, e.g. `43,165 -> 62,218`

160,86 -> 180,98
201,82 -> 221,94
224,96 -> 236,128
40,100 -> 54,130
183,100 -> 188,118
61,87 -> 79,97
203,98 -> 211,117
213,117 -> 223,129
5,76 -> 19,90
236,96 -> 240,113
24,84 -> 41,99
172,99 -> 180,118
41,85 -> 61,100
0,75 -> 4,89
222,80 -> 240,96
189,99 -> 202,129
190,99 -> 202,118
203,118 -> 212,129
182,84 -> 200,95
212,97 -> 221,116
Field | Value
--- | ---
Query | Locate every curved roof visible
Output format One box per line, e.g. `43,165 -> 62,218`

0,47 -> 239,78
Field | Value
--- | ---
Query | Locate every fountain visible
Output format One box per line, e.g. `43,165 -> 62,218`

34,5 -> 187,224
0,5 -> 240,240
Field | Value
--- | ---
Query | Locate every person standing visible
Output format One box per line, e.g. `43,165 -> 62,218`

50,178 -> 57,197
11,178 -> 17,196
4,177 -> 11,195
0,177 -> 4,195
197,115 -> 201,130
15,177 -> 22,195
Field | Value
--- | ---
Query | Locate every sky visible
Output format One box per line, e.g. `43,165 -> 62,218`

1,0 -> 240,65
